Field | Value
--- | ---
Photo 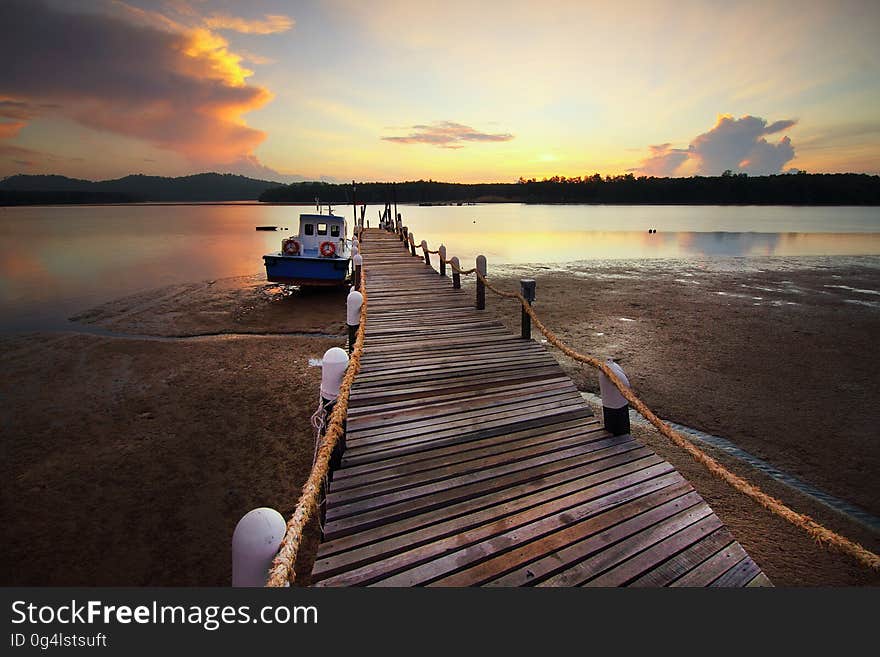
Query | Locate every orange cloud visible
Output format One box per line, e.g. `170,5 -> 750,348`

0,1 -> 277,170
0,121 -> 26,139
633,143 -> 689,176
204,13 -> 294,35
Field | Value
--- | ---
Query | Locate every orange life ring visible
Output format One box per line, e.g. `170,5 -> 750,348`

283,239 -> 300,255
319,241 -> 336,257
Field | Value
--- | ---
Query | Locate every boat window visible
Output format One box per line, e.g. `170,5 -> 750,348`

330,225 -> 340,237
317,223 -> 328,235
304,224 -> 314,236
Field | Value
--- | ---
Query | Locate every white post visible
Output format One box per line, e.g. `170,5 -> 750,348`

319,346 -> 349,488
346,290 -> 363,354
353,253 -> 363,290
599,359 -> 631,436
321,347 -> 349,401
232,507 -> 287,587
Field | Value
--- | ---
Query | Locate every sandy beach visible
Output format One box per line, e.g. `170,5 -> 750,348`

2,260 -> 878,586
1,278 -> 340,585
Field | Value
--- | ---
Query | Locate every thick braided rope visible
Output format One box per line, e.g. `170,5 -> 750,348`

439,255 -> 879,571
266,258 -> 369,587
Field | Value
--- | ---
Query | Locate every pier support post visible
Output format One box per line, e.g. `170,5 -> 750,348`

320,347 -> 349,487
421,240 -> 430,266
520,279 -> 536,339
599,359 -> 631,436
353,253 -> 363,290
409,234 -> 417,257
439,245 -> 447,276
451,257 -> 461,289
401,226 -> 407,242
232,507 -> 286,586
476,255 -> 487,310
346,289 -> 363,354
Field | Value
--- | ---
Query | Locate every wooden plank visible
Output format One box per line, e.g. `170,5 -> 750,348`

628,528 -> 735,587
328,434 -> 639,524
346,383 -> 580,431
581,514 -> 724,586
313,455 -> 670,582
710,556 -> 762,588
345,397 -> 588,450
668,542 -> 750,587
324,438 -> 644,540
332,420 -> 604,489
319,470 -> 687,586
341,408 -> 596,467
389,479 -> 697,587
485,488 -> 702,587
315,453 -> 665,569
328,426 -> 613,505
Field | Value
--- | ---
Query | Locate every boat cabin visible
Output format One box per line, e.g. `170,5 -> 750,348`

296,214 -> 348,256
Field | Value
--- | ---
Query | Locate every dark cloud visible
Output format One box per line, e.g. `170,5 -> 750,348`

0,142 -> 42,167
0,0 -> 272,167
382,121 -> 514,149
635,115 -> 797,176
690,115 -> 796,175
0,100 -> 59,121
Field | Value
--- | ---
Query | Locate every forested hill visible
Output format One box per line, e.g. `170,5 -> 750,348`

259,173 -> 880,205
0,173 -> 284,204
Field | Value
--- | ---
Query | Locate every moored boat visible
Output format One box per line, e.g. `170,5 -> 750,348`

263,212 -> 351,286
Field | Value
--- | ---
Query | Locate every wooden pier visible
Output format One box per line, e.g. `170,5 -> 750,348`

310,228 -> 770,587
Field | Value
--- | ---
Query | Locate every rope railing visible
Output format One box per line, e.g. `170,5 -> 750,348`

266,256 -> 369,587
419,242 -> 879,572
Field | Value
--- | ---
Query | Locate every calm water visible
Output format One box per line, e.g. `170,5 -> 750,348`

1,203 -> 879,332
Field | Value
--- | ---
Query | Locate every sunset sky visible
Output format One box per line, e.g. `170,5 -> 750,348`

1,0 -> 878,183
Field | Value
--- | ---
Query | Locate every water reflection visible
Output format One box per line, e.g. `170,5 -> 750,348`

399,204 -> 880,265
1,203 -> 879,331
401,229 -> 880,265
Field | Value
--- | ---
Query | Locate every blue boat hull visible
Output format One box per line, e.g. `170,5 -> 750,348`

263,254 -> 350,286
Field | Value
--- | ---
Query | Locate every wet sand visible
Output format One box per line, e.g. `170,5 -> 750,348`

2,261 -> 879,586
1,280 -> 340,585
480,259 -> 880,585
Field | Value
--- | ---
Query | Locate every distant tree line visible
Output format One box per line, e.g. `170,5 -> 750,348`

260,173 -> 880,205
0,190 -> 134,205
3,171 -> 878,206
0,173 -> 283,203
